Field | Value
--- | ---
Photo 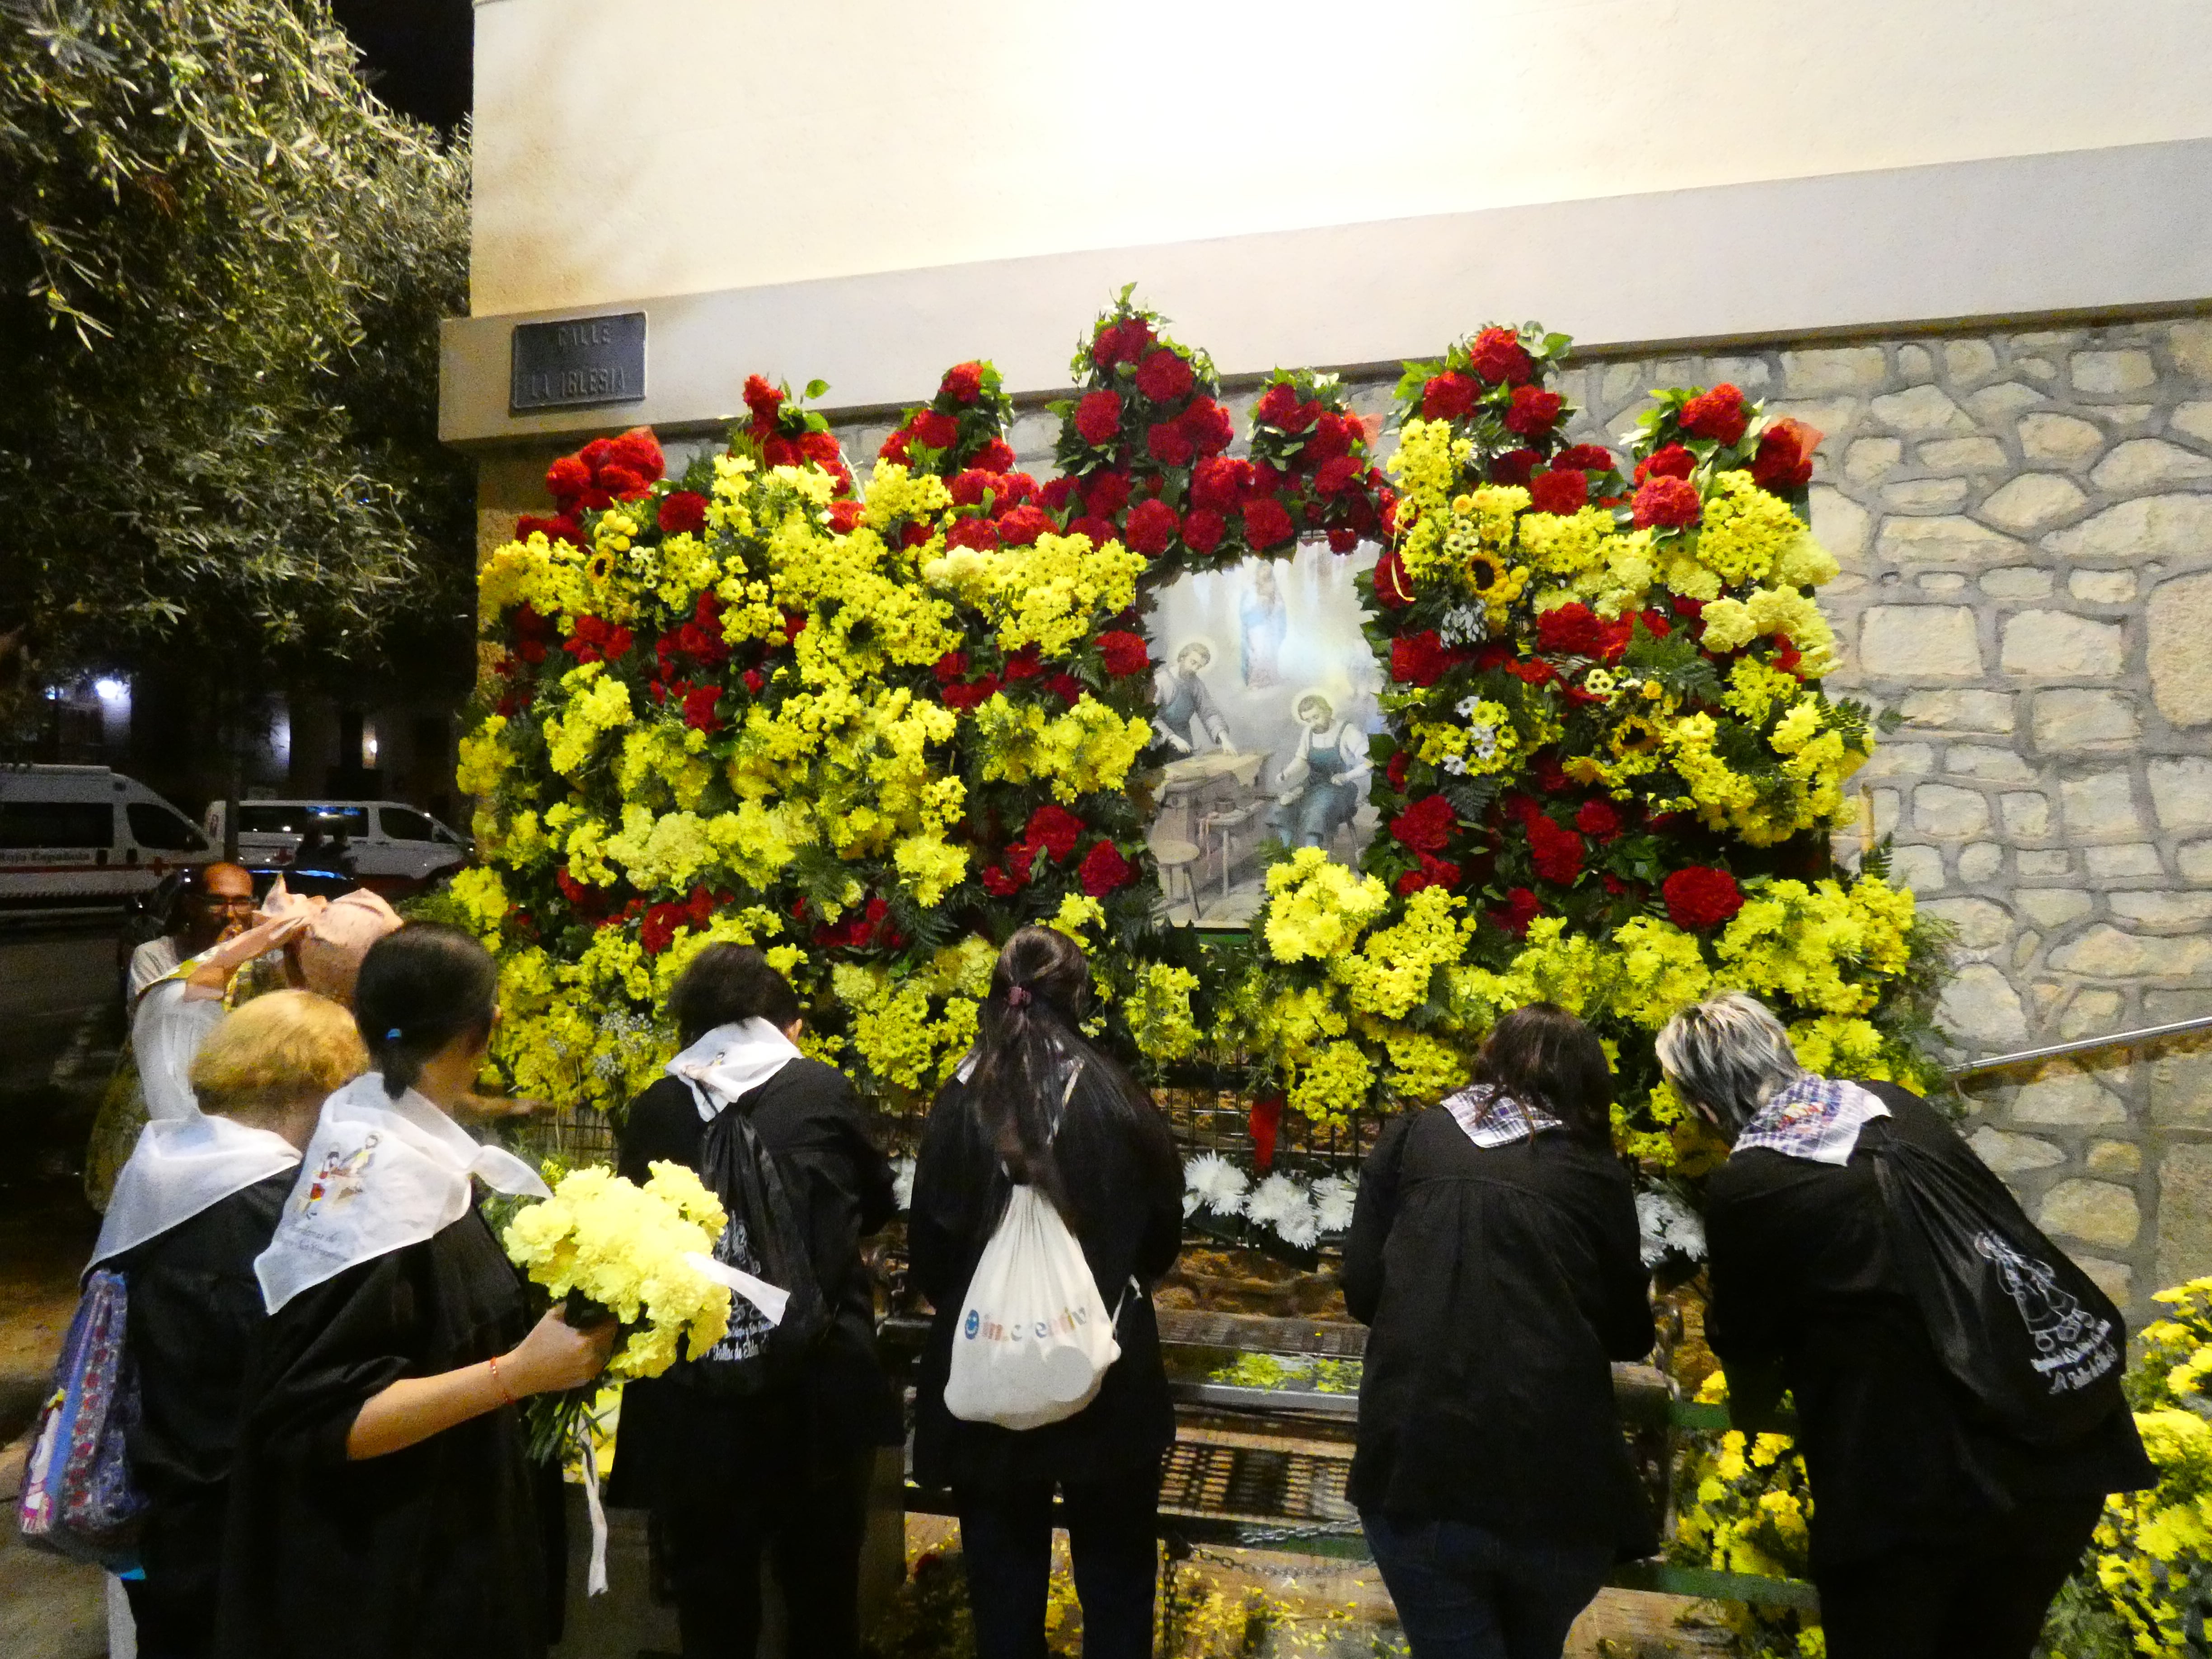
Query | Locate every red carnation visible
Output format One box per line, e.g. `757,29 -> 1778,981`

949,469 -> 1002,508
1536,603 -> 1604,658
1182,509 -> 1226,555
1390,629 -> 1453,687
823,499 -> 862,534
1385,751 -> 1409,788
1526,814 -> 1586,886
800,429 -> 843,470
1528,468 -> 1589,516
1421,372 -> 1478,422
1046,672 -> 1084,707
1075,390 -> 1123,447
1191,456 -> 1252,513
1038,476 -> 1079,514
595,465 -> 648,500
1314,455 -> 1363,497
1632,475 -> 1703,531
1146,421 -> 1195,468
1124,498 -> 1180,558
543,456 -> 590,509
942,361 -> 984,404
743,374 -> 785,423
1490,448 -> 1542,487
1305,413 -> 1353,462
1179,398 -> 1234,456
1679,384 -> 1750,446
741,669 -> 766,695
1750,417 -> 1822,493
1091,317 -> 1153,369
1003,647 -> 1044,681
1663,866 -> 1745,931
996,504 -> 1052,547
933,651 -> 969,683
681,683 -> 723,734
979,863 -> 1022,898
1134,349 -> 1195,403
517,513 -> 583,547
1575,799 -> 1623,842
1242,496 -> 1295,552
1026,804 -> 1084,862
1504,385 -> 1564,438
1394,852 -> 1464,896
1489,887 -> 1542,939
657,490 -> 708,536
608,427 -> 665,482
878,429 -> 913,465
1253,382 -> 1303,428
762,435 -> 801,468
1372,551 -> 1414,609
938,675 -> 1000,711
1084,471 -> 1133,518
1391,793 -> 1457,854
1636,444 -> 1696,483
1067,515 -> 1120,547
946,517 -> 1000,553
640,902 -> 687,957
1098,630 -> 1151,676
1468,327 -> 1534,386
1553,444 -> 1615,474
911,410 -> 959,451
1078,839 -> 1133,897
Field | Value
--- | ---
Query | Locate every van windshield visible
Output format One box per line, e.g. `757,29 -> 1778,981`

0,802 -> 114,848
128,802 -> 208,852
238,805 -> 369,837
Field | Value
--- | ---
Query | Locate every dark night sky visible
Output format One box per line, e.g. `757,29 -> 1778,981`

333,0 -> 473,134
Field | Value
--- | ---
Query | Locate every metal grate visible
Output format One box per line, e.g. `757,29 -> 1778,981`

1158,1439 -> 1357,1526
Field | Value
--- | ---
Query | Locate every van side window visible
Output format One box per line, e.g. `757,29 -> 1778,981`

128,803 -> 209,852
380,807 -> 437,842
0,802 -> 115,848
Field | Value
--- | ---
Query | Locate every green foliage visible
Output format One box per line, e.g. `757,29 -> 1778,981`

0,0 -> 472,707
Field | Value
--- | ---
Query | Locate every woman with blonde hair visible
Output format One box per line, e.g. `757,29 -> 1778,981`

90,990 -> 368,1659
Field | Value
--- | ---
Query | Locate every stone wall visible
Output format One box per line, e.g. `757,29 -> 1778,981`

509,308 -> 2212,1318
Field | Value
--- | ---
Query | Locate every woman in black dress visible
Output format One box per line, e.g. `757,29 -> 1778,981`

1657,992 -> 2152,1659
92,991 -> 365,1658
909,927 -> 1184,1659
610,943 -> 899,1659
218,924 -> 611,1659
1343,1003 -> 1654,1659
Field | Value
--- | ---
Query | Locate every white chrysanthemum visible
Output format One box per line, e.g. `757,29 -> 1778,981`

1184,1153 -> 1249,1218
1636,1188 -> 1708,1268
1467,724 -> 1499,761
1312,1174 -> 1359,1235
1245,1172 -> 1319,1248
890,1157 -> 917,1215
1441,754 -> 1467,776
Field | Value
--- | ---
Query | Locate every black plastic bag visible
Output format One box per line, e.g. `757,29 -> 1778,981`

672,1088 -> 830,1397
1869,1128 -> 2125,1444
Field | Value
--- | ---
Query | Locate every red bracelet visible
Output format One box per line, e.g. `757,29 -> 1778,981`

487,1354 -> 518,1406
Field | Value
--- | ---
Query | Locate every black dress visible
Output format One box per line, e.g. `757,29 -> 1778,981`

907,1070 -> 1184,1493
609,1060 -> 900,1659
216,1209 -> 546,1659
1341,1109 -> 1657,1555
1703,1081 -> 2153,1575
115,1170 -> 293,1658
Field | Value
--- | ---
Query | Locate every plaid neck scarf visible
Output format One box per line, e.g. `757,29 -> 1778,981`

1441,1082 -> 1563,1148
1734,1073 -> 1891,1166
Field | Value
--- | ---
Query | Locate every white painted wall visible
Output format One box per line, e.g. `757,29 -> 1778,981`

471,0 -> 2212,318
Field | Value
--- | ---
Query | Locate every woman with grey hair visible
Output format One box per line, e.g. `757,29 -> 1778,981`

1656,992 -> 2150,1659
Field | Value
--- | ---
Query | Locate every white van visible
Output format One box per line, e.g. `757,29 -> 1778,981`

201,799 -> 470,885
0,766 -> 211,918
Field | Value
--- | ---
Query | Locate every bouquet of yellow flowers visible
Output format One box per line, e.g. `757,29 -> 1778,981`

502,1160 -> 733,1459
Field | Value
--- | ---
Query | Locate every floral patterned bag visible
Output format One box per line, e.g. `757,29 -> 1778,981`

15,1268 -> 147,1567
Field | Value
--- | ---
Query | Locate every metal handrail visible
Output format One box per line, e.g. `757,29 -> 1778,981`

1947,1012 -> 2212,1079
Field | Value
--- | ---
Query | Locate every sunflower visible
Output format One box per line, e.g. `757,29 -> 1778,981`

585,548 -> 618,585
1466,546 -> 1508,595
1611,713 -> 1664,756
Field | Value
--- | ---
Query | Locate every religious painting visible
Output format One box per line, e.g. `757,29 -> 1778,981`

1142,541 -> 1383,927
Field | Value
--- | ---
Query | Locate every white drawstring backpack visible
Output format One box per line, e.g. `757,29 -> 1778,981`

943,1063 -> 1130,1431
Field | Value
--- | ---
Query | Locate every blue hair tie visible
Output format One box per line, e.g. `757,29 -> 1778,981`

385,1027 -> 403,1041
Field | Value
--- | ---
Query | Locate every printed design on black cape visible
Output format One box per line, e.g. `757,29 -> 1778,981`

1973,1230 -> 2119,1394
704,1214 -> 775,1363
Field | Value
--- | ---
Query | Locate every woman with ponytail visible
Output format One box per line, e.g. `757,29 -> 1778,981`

218,925 -> 613,1659
909,927 -> 1184,1659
